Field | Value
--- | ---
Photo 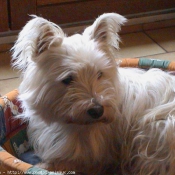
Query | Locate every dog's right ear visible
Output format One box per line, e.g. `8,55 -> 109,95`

83,13 -> 127,59
12,16 -> 64,70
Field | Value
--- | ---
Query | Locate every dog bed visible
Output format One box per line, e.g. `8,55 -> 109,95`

118,58 -> 175,70
0,58 -> 175,175
0,90 -> 61,175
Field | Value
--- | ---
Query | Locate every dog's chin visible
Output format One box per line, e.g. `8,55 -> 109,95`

65,116 -> 114,125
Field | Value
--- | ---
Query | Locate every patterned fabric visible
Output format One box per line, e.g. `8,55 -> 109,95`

2,95 -> 20,115
0,90 -> 61,175
139,58 -> 170,69
0,93 -> 28,157
3,127 -> 29,158
118,58 -> 175,71
0,105 -> 6,145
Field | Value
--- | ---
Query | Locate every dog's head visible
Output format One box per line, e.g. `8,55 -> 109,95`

12,13 -> 126,125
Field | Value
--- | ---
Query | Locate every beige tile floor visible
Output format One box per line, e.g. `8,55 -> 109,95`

0,26 -> 175,95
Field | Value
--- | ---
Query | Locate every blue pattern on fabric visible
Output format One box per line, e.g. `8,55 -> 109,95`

0,105 -> 6,145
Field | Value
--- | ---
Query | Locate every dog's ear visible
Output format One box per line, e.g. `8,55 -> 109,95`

12,16 -> 64,70
83,13 -> 127,58
37,20 -> 64,55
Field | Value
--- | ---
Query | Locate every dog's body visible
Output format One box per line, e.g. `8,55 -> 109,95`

12,13 -> 175,175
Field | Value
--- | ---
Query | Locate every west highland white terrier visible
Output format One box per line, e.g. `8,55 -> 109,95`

12,13 -> 175,175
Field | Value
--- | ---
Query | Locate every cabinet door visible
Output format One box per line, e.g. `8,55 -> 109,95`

37,0 -> 175,26
0,0 -> 8,32
9,0 -> 36,30
37,0 -> 80,5
9,0 -> 175,31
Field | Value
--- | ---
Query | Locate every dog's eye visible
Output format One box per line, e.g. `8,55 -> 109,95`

62,76 -> 73,85
97,71 -> 103,79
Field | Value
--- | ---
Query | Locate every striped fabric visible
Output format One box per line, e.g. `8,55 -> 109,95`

118,58 -> 175,70
0,90 -> 61,175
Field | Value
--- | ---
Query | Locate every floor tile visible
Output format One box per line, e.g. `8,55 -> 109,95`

119,32 -> 165,58
0,78 -> 21,96
143,52 -> 175,62
0,52 -> 20,80
145,27 -> 175,52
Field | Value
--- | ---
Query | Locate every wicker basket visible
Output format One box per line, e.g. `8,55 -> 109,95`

0,90 -> 61,175
0,58 -> 175,175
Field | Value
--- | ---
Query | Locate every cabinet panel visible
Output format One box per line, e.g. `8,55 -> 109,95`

37,1 -> 127,25
10,0 -> 36,30
0,0 -> 9,32
37,0 -> 175,26
37,0 -> 81,6
8,0 -> 175,31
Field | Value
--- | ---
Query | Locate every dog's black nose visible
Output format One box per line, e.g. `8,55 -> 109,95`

87,105 -> 104,119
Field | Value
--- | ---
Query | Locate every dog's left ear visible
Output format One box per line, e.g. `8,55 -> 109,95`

83,13 -> 127,58
11,16 -> 65,71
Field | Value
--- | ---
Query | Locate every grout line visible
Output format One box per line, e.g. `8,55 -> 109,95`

143,30 -> 168,53
121,25 -> 175,38
135,51 -> 175,58
0,77 -> 19,81
120,25 -> 175,36
143,25 -> 175,32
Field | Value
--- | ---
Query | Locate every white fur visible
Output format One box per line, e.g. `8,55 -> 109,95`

12,13 -> 175,175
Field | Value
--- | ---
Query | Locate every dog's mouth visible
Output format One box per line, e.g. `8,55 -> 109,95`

66,116 -> 113,125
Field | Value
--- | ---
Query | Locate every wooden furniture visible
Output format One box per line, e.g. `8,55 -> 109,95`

0,0 -> 175,33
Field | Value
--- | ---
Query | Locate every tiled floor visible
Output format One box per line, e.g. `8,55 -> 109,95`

0,26 -> 175,95
119,26 -> 175,59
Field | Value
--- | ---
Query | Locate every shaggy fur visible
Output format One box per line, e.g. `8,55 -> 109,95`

12,13 -> 175,175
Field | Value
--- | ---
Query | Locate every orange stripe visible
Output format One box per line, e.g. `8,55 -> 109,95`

117,58 -> 139,67
0,89 -> 19,109
4,89 -> 19,101
0,98 -> 5,108
0,150 -> 32,174
167,62 -> 175,71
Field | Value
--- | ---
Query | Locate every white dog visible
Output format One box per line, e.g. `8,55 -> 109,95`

12,13 -> 175,175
